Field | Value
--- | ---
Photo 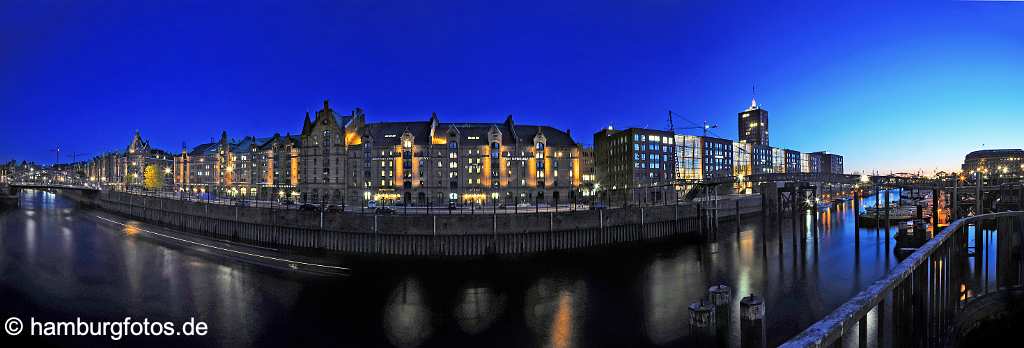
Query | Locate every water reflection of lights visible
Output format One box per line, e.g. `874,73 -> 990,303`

25,217 -> 37,263
384,278 -> 432,348
643,256 -> 688,345
454,285 -> 505,335
123,222 -> 141,236
525,277 -> 586,348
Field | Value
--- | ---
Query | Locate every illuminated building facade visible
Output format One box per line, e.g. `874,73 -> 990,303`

297,100 -> 583,206
814,152 -> 844,175
579,146 -> 596,196
674,134 -> 733,181
593,127 -> 676,204
175,131 -> 302,197
738,98 -> 769,146
961,149 -> 1023,177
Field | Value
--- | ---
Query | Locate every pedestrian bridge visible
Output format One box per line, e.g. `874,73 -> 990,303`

5,182 -> 101,192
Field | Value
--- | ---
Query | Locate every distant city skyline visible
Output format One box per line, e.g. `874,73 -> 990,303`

2,1 -> 1022,174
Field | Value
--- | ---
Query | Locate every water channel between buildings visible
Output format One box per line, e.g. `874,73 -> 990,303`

0,189 -> 962,347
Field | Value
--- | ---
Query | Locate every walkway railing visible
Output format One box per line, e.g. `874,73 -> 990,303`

781,211 -> 1024,347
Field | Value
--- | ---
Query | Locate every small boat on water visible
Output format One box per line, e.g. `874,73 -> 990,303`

899,190 -> 931,207
858,206 -> 915,226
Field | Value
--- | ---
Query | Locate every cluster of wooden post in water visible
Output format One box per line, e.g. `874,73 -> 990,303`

688,283 -> 766,348
84,190 -> 730,257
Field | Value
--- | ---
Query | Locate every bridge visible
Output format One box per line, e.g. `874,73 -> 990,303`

678,172 -> 946,188
2,167 -> 102,194
7,182 -> 100,192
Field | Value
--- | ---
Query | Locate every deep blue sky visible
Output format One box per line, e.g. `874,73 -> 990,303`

2,1 -> 1022,173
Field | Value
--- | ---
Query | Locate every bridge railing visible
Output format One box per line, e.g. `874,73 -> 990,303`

781,211 -> 1024,347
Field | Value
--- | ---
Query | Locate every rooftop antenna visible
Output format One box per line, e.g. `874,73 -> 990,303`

751,83 -> 759,109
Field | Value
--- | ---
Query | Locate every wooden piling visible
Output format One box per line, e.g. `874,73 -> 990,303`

854,189 -> 862,252
709,284 -> 733,346
689,299 -> 716,346
740,294 -> 766,348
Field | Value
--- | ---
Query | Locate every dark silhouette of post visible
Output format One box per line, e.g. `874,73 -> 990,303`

854,190 -> 861,248
884,189 -> 890,251
709,284 -> 732,346
976,174 -> 983,215
689,299 -> 716,346
740,294 -> 766,348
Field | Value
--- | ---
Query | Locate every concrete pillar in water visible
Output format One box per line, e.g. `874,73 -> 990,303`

740,294 -> 766,348
688,299 -> 716,346
709,284 -> 733,346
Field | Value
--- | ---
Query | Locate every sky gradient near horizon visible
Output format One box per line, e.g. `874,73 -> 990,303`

2,1 -> 1023,174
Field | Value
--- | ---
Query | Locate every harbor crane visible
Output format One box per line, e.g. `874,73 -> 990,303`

668,110 -> 718,137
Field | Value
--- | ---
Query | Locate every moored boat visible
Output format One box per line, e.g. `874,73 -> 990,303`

858,206 -> 915,226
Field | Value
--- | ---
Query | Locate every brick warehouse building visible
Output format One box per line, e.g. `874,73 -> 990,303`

298,100 -> 583,207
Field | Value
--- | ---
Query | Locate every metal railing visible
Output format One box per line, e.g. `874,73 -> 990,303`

781,211 -> 1024,347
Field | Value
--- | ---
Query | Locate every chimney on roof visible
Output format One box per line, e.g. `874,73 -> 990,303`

323,99 -> 329,110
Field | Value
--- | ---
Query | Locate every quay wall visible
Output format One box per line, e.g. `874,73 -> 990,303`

56,189 -> 763,257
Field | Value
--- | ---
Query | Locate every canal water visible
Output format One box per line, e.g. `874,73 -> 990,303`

0,189 -> 911,347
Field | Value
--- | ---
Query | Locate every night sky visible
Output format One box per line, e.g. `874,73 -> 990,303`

2,1 -> 1022,173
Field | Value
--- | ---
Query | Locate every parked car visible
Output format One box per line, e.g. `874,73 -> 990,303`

299,203 -> 318,212
516,202 -> 532,208
281,199 -> 294,206
235,200 -> 249,207
590,202 -> 608,210
367,200 -> 378,208
324,204 -> 341,213
448,202 -> 458,210
375,207 -> 396,215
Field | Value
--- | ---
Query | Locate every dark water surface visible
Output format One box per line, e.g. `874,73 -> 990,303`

0,190 -> 907,347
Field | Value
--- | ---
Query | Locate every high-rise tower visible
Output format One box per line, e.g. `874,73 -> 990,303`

738,98 -> 769,146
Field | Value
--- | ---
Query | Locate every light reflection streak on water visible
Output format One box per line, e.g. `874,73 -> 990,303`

384,277 -> 432,348
525,278 -> 585,348
455,285 -> 504,335
550,290 -> 573,348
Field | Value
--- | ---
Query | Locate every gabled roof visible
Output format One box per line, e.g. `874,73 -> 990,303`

361,119 -> 576,147
229,136 -> 272,153
188,142 -> 219,156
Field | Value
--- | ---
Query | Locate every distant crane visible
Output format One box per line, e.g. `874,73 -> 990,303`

50,146 -> 61,165
69,152 -> 89,163
668,110 -> 718,137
